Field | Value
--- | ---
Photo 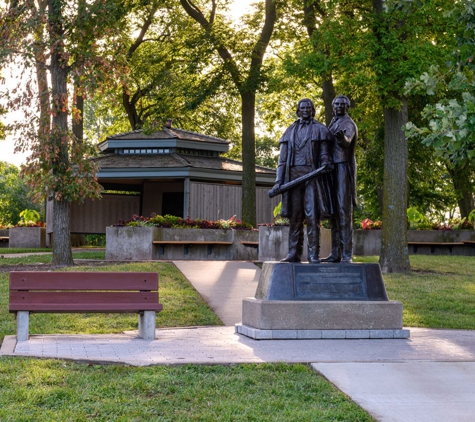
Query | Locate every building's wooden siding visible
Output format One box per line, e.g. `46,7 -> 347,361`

189,182 -> 279,224
70,194 -> 140,234
63,183 -> 278,234
256,186 -> 281,224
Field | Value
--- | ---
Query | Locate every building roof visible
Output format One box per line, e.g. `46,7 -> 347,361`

95,126 -> 276,187
95,152 -> 275,185
98,127 -> 230,154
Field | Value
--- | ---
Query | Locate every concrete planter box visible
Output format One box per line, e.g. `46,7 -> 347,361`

258,226 -> 331,262
106,226 -> 258,261
354,229 -> 475,256
106,227 -> 156,260
406,230 -> 475,242
353,230 -> 382,256
9,227 -> 46,248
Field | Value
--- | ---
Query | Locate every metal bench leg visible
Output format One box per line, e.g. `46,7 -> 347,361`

17,311 -> 29,342
138,311 -> 156,340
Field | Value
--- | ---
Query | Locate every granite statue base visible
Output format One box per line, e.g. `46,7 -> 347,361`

237,261 -> 409,340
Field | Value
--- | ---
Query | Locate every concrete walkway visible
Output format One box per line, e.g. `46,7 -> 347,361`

174,260 -> 260,325
2,260 -> 475,422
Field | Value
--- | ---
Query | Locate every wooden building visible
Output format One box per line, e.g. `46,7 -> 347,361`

54,125 -> 279,235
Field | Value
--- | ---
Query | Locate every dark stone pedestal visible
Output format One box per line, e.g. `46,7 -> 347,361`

236,262 -> 409,340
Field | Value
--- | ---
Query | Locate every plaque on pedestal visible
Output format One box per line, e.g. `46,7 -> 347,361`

256,262 -> 388,301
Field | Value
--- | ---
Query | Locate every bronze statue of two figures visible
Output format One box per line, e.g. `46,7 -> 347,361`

269,96 -> 358,264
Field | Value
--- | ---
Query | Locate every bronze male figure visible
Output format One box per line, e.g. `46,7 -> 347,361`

321,95 -> 358,263
273,98 -> 333,263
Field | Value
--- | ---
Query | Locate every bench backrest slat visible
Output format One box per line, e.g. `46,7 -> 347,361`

9,272 -> 158,291
10,291 -> 162,312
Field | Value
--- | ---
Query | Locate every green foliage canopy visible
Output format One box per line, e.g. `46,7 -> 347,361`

0,161 -> 43,226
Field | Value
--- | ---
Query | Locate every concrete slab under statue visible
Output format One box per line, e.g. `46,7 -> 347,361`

236,262 -> 410,340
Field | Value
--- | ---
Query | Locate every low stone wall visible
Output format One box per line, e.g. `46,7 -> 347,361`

106,227 -> 156,260
354,230 -> 475,256
9,227 -> 46,248
258,226 -> 331,262
353,230 -> 382,256
106,227 -> 259,261
258,227 -> 475,258
106,226 -> 475,260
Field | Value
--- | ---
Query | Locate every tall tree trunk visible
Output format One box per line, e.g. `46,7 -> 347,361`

372,0 -> 411,273
302,0 -> 335,126
73,83 -> 84,142
122,89 -> 143,130
34,2 -> 50,137
241,91 -> 256,226
49,0 -> 73,267
322,78 -> 336,126
379,99 -> 411,273
447,165 -> 474,218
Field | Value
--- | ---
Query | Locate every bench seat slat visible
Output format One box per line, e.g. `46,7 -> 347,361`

10,303 -> 163,312
407,242 -> 464,246
152,240 -> 233,245
9,272 -> 158,290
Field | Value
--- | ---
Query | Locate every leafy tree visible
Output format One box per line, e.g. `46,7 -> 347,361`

0,0 -> 129,266
276,0 -> 457,272
85,1 -> 243,146
405,1 -> 475,218
0,161 -> 43,226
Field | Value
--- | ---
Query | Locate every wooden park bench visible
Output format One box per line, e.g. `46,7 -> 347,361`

462,240 -> 475,253
407,241 -> 464,254
9,271 -> 162,342
153,240 -> 233,255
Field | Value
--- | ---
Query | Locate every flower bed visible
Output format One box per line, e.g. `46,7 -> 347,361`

113,214 -> 253,230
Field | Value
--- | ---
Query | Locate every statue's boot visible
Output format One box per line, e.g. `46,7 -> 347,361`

340,226 -> 353,263
307,225 -> 320,264
321,223 -> 341,263
281,227 -> 303,263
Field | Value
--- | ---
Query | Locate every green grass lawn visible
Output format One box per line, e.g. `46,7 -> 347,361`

0,360 -> 374,421
1,253 -> 473,421
355,255 -> 475,329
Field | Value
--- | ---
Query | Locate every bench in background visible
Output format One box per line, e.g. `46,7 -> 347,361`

152,240 -> 233,255
9,271 -> 162,341
407,241 -> 464,254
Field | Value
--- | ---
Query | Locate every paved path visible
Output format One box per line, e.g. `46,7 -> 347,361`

2,260 -> 475,422
314,361 -> 475,422
174,260 -> 260,325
